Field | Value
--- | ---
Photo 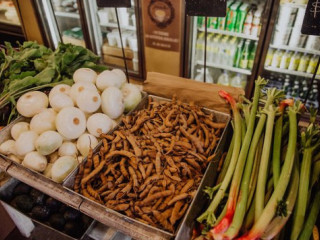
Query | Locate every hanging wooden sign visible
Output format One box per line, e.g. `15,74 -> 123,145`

185,0 -> 226,17
96,0 -> 131,8
301,0 -> 320,35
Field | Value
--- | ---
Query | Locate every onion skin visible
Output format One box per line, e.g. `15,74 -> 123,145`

22,151 -> 47,172
76,133 -> 98,156
101,87 -> 124,119
11,122 -> 30,140
17,91 -> 49,117
49,84 -> 71,101
30,109 -> 57,134
15,131 -> 39,157
51,156 -> 78,183
58,142 -> 78,157
96,70 -> 125,91
35,131 -> 63,156
87,113 -> 113,137
49,93 -> 74,112
73,68 -> 97,84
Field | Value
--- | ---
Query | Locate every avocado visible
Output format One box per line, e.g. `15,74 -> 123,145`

49,213 -> 66,231
31,205 -> 51,221
63,208 -> 81,221
64,221 -> 83,238
45,197 -> 61,213
29,189 -> 46,205
13,183 -> 31,196
15,195 -> 34,213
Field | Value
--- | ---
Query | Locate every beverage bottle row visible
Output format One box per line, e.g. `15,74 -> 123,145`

194,68 -> 247,89
272,5 -> 320,51
197,0 -> 263,37
265,48 -> 320,74
195,33 -> 257,70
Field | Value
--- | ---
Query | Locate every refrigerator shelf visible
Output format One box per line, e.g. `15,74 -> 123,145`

265,66 -> 320,79
100,22 -> 136,31
269,44 -> 320,55
198,28 -> 259,41
280,2 -> 306,8
54,11 -> 80,19
197,60 -> 252,75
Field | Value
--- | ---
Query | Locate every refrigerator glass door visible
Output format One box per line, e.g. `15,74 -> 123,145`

263,1 -> 320,109
0,0 -> 21,26
188,0 -> 265,91
50,0 -> 85,47
84,0 -> 143,77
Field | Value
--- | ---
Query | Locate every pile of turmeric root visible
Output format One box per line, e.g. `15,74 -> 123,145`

73,96 -> 226,232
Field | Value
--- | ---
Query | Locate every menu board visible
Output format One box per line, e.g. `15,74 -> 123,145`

96,0 -> 131,8
185,0 -> 226,17
301,0 -> 320,35
142,0 -> 182,52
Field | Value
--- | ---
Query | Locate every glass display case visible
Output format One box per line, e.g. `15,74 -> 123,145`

0,0 -> 24,44
84,0 -> 144,78
184,0 -> 273,95
261,0 -> 320,109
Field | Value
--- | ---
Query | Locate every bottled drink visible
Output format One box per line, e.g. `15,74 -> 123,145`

217,70 -> 230,86
196,33 -> 205,61
288,52 -> 301,71
297,54 -> 310,72
212,34 -> 222,64
197,16 -> 204,28
207,34 -> 215,62
226,2 -> 242,32
271,49 -> 283,68
195,69 -> 204,82
230,73 -> 246,88
239,40 -> 251,69
265,48 -> 274,67
234,39 -> 244,68
251,9 -> 262,36
219,36 -> 230,65
248,41 -> 257,69
279,50 -> 291,69
243,10 -> 253,35
236,3 -> 249,33
307,55 -> 318,74
228,37 -> 238,66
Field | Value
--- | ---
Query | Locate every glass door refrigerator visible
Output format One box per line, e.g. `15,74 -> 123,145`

82,0 -> 144,79
32,0 -> 92,49
258,0 -> 320,109
184,0 -> 273,96
0,0 -> 24,44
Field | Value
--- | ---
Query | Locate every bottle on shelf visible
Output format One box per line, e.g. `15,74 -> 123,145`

196,33 -> 205,61
230,73 -> 247,89
248,41 -> 257,69
279,50 -> 291,69
239,40 -> 251,69
236,3 -> 249,33
288,52 -> 301,71
251,8 -> 262,37
271,49 -> 283,68
307,55 -> 318,74
234,39 -> 245,68
217,70 -> 230,86
265,48 -> 274,67
243,10 -> 253,35
226,2 -> 242,32
219,36 -> 230,65
227,37 -> 238,66
297,53 -> 310,72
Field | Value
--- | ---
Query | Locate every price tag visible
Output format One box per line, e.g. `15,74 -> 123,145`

185,0 -> 226,17
96,0 -> 131,8
301,0 -> 320,35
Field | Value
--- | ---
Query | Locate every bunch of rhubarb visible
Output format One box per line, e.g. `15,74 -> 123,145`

194,78 -> 320,240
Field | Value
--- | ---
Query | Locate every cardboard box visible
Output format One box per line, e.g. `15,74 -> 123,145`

102,43 -> 134,59
103,55 -> 133,70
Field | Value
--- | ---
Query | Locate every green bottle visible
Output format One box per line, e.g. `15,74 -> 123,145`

248,41 -> 257,69
234,39 -> 244,68
239,40 -> 250,69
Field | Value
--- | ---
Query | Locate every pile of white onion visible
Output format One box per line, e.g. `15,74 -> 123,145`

0,68 -> 142,183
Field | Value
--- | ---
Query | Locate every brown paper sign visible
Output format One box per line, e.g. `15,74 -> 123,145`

142,0 -> 181,52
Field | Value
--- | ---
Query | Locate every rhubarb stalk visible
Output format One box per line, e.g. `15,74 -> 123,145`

210,78 -> 266,237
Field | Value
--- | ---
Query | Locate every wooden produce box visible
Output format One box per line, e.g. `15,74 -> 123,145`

103,55 -> 133,70
102,43 -> 134,59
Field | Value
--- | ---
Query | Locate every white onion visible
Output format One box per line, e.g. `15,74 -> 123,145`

49,84 -> 71,101
96,70 -> 125,91
87,113 -> 113,137
121,83 -> 142,112
76,90 -> 101,113
15,131 -> 38,157
8,154 -> 21,164
49,93 -> 74,112
70,81 -> 97,103
30,108 -> 57,134
112,69 -> 127,85
0,140 -> 16,155
101,87 -> 124,119
51,156 -> 78,183
22,151 -> 47,172
73,68 -> 97,84
56,107 -> 86,140
76,133 -> 98,156
48,151 -> 60,163
11,122 -> 30,140
17,91 -> 49,117
58,142 -> 78,157
35,131 -> 63,155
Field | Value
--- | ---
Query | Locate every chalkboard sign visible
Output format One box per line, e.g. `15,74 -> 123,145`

185,0 -> 226,17
301,0 -> 320,35
96,0 -> 131,8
